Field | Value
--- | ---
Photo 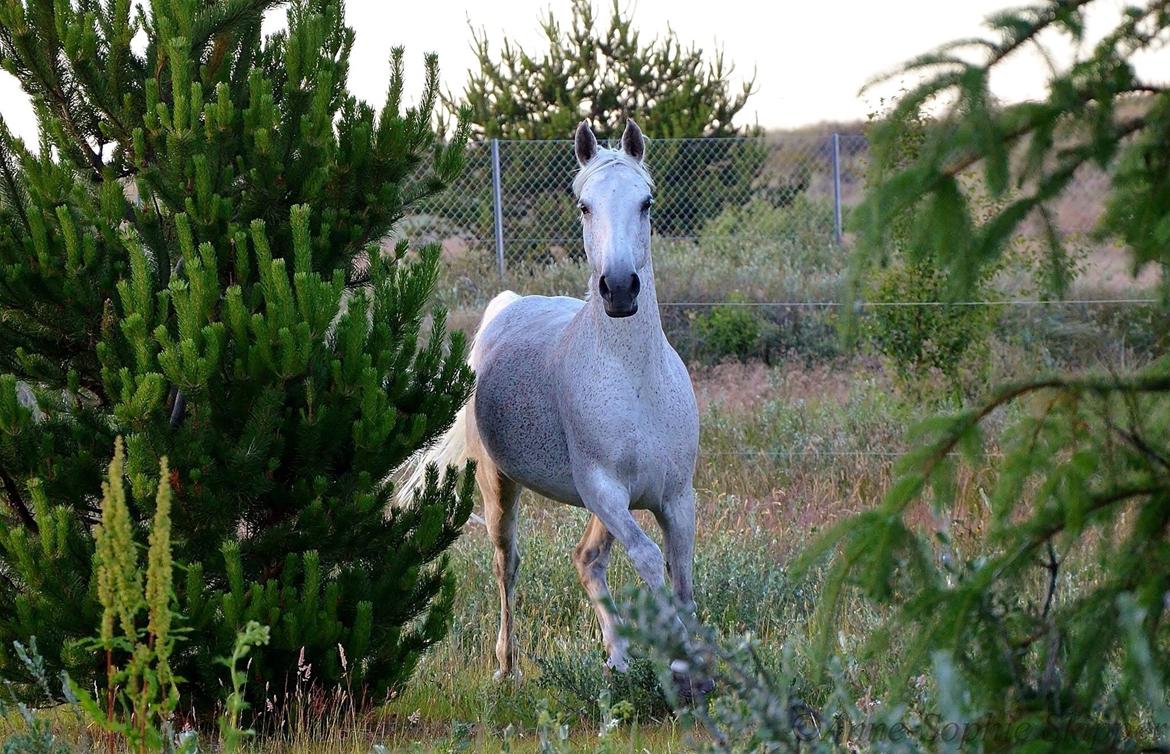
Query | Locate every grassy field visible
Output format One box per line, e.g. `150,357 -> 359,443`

0,355 -> 929,752
3,226 -> 1158,751
249,344 -> 1136,751
237,342 -> 1136,752
1,346 -> 1152,752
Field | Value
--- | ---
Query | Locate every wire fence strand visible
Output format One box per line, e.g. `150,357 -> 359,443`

658,298 -> 1159,308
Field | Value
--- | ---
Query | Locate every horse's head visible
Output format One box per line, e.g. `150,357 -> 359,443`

573,119 -> 654,319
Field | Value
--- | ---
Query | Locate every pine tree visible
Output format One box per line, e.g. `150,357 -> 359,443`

454,0 -> 752,141
797,1 -> 1170,748
0,0 -> 476,707
443,0 -> 777,253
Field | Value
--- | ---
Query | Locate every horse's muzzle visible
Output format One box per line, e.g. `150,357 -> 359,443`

599,272 -> 640,318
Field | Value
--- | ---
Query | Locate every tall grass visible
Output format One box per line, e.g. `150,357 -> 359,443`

3,349 -> 1150,752
376,360 -> 939,749
6,222 -> 1160,751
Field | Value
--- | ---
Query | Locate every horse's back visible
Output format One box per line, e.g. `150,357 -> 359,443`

470,293 -> 584,505
471,292 -> 583,367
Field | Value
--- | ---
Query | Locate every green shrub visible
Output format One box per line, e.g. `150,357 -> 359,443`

860,97 -> 1000,402
698,196 -> 840,275
690,300 -> 763,363
864,259 -> 999,400
536,650 -> 669,724
0,0 -> 474,710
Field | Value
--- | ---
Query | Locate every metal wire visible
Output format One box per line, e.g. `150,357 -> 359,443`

658,298 -> 1159,308
705,450 -> 907,457
702,449 -> 1008,459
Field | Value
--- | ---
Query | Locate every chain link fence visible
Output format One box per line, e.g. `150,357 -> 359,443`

399,132 -> 1160,378
403,134 -> 868,277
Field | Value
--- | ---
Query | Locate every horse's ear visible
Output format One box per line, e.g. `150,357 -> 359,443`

621,118 -> 645,162
575,120 -> 598,167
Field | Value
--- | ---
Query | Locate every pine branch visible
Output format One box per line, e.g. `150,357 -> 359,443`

938,105 -> 1148,182
0,467 -> 37,533
1040,541 -> 1060,621
1023,484 -> 1169,552
0,566 -> 16,594
1104,416 -> 1170,473
189,0 -> 284,58
0,122 -> 30,235
31,78 -> 105,179
984,0 -> 1097,69
896,370 -> 1170,497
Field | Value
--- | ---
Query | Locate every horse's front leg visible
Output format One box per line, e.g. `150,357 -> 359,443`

579,471 -> 692,675
577,471 -> 667,592
656,485 -> 713,701
654,485 -> 696,615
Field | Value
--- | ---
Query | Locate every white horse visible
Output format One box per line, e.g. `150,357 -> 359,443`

399,119 -> 705,695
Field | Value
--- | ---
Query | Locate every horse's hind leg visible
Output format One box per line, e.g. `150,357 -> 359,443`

572,515 -> 628,672
479,463 -> 522,680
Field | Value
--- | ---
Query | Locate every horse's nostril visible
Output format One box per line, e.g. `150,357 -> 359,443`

598,275 -> 610,300
630,273 -> 640,298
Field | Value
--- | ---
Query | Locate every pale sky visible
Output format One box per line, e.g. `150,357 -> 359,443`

0,0 -> 1161,142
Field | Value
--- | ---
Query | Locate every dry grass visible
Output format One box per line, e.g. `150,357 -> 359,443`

1,343 -> 1142,752
6,224 -> 1160,752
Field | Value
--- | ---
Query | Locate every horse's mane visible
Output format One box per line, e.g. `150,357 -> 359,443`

571,146 -> 654,197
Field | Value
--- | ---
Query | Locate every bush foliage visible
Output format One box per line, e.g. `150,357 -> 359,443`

0,0 -> 475,708
861,101 -> 999,400
690,300 -> 763,364
865,259 -> 998,399
804,1 -> 1170,749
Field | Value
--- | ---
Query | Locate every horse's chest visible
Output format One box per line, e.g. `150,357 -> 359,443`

564,368 -> 699,494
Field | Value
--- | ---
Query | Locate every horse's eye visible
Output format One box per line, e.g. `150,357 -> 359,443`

578,202 -> 590,216
641,197 -> 653,213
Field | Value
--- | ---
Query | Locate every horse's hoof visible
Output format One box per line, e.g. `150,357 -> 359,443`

493,668 -> 523,683
604,656 -> 630,674
671,665 -> 714,704
788,697 -> 821,741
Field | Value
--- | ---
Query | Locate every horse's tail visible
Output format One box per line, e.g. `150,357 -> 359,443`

394,398 -> 470,508
394,290 -> 521,508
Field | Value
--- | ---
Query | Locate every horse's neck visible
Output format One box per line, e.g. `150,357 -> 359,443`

582,265 -> 665,368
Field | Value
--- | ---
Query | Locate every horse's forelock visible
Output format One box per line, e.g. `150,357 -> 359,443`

571,147 -> 654,197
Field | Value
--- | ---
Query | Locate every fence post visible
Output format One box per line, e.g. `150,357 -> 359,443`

831,132 -> 843,245
490,138 -> 506,279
